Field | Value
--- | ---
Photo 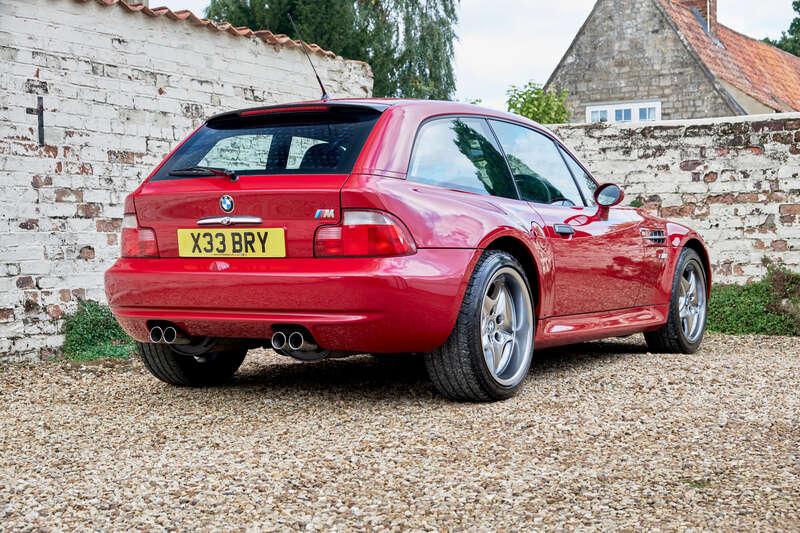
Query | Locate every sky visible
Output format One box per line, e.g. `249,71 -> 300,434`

155,0 -> 795,110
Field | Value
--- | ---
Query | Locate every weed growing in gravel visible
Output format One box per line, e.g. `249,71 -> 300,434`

63,300 -> 135,361
708,265 -> 800,336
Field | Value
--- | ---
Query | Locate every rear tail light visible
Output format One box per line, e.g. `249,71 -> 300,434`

120,199 -> 158,258
314,210 -> 417,257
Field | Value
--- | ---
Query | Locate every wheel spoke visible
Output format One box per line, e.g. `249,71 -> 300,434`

482,283 -> 498,317
687,271 -> 698,302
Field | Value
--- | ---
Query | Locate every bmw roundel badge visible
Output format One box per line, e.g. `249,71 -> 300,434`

219,195 -> 234,213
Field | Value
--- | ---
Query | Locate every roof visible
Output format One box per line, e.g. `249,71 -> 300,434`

72,0 -> 348,62
656,0 -> 800,112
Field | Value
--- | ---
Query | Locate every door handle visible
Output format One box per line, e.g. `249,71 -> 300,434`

552,224 -> 575,236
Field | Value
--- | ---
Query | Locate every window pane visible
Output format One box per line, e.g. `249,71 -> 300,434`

153,109 -> 380,179
639,107 -> 656,121
407,118 -> 517,199
200,134 -> 272,171
615,108 -> 632,122
489,120 -> 583,206
559,146 -> 597,206
590,109 -> 608,123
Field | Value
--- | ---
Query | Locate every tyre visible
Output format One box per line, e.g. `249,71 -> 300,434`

425,250 -> 534,401
138,340 -> 247,386
645,248 -> 708,354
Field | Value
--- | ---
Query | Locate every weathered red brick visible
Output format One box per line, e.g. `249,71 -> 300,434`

771,240 -> 789,251
0,308 -> 14,321
96,218 -> 122,232
779,204 -> 800,216
707,193 -> 735,204
30,175 -> 52,188
55,188 -> 83,203
703,171 -> 718,183
679,160 -> 703,171
16,276 -> 34,289
76,203 -> 102,218
46,304 -> 63,320
78,245 -> 95,260
18,219 -> 38,230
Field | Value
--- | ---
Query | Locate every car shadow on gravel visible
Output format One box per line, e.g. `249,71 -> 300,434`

230,337 -> 650,399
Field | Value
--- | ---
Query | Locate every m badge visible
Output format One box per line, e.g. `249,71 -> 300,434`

314,209 -> 336,219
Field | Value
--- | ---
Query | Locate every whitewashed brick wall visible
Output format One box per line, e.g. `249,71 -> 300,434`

553,113 -> 800,285
0,0 -> 372,361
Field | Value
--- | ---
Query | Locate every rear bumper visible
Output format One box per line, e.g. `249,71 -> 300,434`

105,249 -> 475,353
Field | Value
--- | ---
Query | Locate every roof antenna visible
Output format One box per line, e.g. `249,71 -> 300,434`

288,13 -> 329,101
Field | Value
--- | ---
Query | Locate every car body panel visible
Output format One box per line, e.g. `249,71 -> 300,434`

105,98 -> 710,354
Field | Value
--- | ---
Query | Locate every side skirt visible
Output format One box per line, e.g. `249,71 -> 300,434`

535,305 -> 669,349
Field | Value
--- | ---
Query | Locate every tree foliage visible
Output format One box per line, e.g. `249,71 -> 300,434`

506,82 -> 570,125
765,0 -> 800,56
204,0 -> 458,99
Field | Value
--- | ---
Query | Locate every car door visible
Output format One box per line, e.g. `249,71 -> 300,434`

488,119 -> 644,317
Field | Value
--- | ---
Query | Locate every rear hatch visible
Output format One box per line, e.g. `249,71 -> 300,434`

134,105 -> 382,258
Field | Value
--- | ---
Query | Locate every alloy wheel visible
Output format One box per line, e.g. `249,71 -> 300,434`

480,267 -> 534,387
678,262 -> 706,342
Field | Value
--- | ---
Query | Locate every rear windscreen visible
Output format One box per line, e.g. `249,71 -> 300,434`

151,107 -> 381,180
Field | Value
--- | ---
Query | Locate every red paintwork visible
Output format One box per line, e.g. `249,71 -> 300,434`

105,98 -> 710,353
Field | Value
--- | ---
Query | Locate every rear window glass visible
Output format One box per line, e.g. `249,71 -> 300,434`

151,108 -> 381,180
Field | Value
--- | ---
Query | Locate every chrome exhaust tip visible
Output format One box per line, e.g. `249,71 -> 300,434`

271,331 -> 287,351
288,331 -> 318,352
148,326 -> 163,344
162,326 -> 177,344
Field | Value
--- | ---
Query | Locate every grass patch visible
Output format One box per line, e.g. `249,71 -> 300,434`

62,300 -> 135,361
708,265 -> 800,336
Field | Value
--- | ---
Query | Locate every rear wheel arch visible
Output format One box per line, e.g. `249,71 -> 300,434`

483,236 -> 541,315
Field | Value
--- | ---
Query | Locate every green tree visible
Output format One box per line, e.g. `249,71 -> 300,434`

765,1 -> 800,56
204,0 -> 458,99
506,82 -> 570,124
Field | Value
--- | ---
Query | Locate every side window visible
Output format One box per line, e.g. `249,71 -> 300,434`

286,137 -> 327,169
408,117 -> 517,199
489,120 -> 583,206
559,146 -> 598,206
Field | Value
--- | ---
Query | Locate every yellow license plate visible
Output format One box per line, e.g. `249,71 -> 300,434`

177,228 -> 285,258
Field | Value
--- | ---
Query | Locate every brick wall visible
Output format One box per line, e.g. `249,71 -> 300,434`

553,113 -> 800,284
0,0 -> 372,361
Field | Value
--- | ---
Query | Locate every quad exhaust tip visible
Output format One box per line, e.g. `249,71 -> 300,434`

148,324 -> 189,345
149,326 -> 163,344
271,329 -> 319,352
288,331 -> 318,352
271,331 -> 287,351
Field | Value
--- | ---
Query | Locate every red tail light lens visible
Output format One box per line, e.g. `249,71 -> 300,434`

314,210 -> 416,257
120,213 -> 158,258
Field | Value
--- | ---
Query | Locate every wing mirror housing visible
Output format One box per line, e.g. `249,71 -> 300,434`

594,183 -> 624,207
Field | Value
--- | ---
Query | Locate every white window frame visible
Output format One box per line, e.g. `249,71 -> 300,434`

586,101 -> 662,124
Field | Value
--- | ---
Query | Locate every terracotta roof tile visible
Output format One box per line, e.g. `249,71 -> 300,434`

657,0 -> 800,112
71,0 -> 341,60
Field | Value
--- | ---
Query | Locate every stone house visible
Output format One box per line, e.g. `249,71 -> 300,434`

0,0 -> 372,360
546,0 -> 800,123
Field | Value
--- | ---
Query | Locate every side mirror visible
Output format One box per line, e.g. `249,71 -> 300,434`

594,183 -> 624,207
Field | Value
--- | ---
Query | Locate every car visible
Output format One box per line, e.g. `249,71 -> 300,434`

105,99 -> 710,401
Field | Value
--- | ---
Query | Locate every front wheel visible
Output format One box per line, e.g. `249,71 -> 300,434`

425,250 -> 534,401
138,341 -> 247,386
645,248 -> 708,354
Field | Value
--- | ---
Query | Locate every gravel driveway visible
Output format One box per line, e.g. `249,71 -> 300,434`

1,333 -> 798,531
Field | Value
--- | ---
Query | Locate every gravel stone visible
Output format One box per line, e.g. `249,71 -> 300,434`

0,333 -> 798,531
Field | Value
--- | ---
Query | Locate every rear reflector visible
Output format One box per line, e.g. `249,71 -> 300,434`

121,213 -> 158,258
314,210 -> 416,258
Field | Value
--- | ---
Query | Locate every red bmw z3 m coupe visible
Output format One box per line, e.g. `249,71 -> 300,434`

105,99 -> 709,401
